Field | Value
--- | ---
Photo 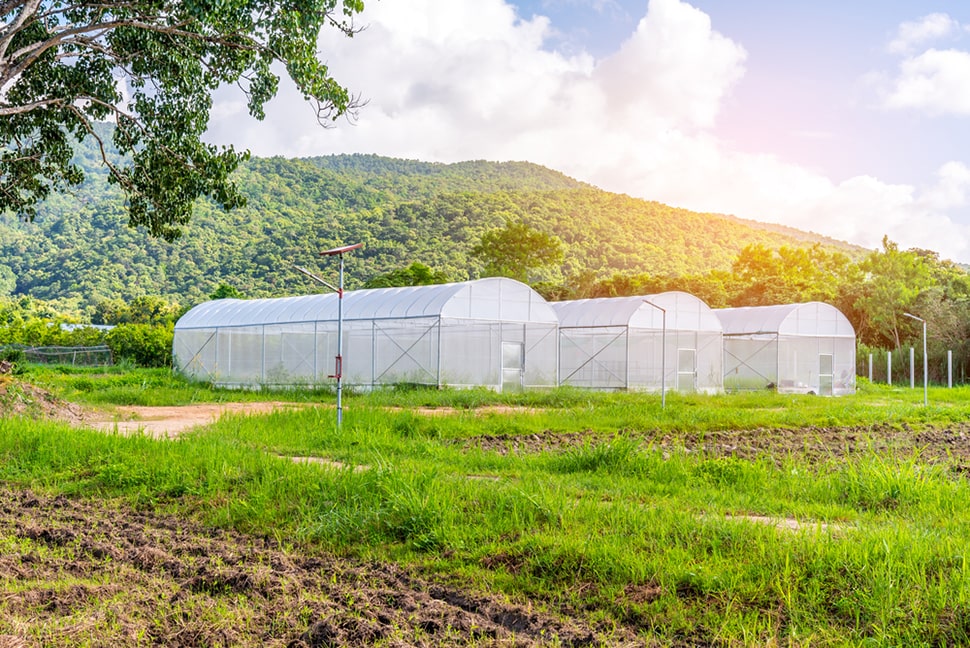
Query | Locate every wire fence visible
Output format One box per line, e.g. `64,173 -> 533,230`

2,344 -> 113,367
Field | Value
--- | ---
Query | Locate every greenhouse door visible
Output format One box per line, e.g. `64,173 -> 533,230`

819,354 -> 834,396
502,342 -> 524,392
677,348 -> 696,393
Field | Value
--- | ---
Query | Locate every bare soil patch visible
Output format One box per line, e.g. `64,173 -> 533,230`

0,378 -> 317,438
85,401 -> 312,437
463,423 -> 970,469
0,486 -> 633,647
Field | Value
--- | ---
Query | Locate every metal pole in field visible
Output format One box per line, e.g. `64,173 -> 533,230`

296,242 -> 364,429
903,313 -> 928,407
322,243 -> 364,428
922,320 -> 928,404
868,353 -> 873,382
948,350 -> 953,388
336,253 -> 347,425
910,347 -> 915,389
643,299 -> 667,409
887,351 -> 892,386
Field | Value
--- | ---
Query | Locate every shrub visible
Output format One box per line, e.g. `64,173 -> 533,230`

105,324 -> 173,368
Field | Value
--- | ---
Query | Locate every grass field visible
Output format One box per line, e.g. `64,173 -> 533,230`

3,367 -> 970,645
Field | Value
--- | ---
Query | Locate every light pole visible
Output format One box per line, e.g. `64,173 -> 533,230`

903,312 -> 927,407
643,299 -> 667,409
295,242 -> 363,428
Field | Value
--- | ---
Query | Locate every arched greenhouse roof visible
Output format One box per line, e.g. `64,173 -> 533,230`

175,277 -> 558,330
716,302 -> 855,337
551,291 -> 722,331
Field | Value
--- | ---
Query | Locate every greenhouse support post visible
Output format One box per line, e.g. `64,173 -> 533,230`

643,299 -> 666,409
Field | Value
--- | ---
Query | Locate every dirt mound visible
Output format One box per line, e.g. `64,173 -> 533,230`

0,486 -> 634,647
0,378 -> 85,425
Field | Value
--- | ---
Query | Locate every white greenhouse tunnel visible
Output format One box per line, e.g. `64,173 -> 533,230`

173,277 -> 559,390
174,279 -> 858,396
716,302 -> 857,396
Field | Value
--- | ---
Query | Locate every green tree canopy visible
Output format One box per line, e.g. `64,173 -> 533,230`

852,237 -> 935,349
472,220 -> 564,283
731,243 -> 853,306
0,0 -> 364,240
210,283 -> 243,300
363,262 -> 451,289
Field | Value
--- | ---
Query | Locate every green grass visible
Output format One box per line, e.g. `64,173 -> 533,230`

23,364 -> 325,406
6,368 -> 970,644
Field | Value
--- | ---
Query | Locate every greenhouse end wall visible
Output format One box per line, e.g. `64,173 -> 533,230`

718,303 -> 856,396
554,292 -> 723,393
173,278 -> 559,391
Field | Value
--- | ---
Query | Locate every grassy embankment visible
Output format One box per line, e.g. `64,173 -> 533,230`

4,366 -> 970,645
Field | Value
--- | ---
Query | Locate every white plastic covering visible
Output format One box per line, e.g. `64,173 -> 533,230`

174,278 -> 559,390
717,302 -> 856,395
552,292 -> 723,393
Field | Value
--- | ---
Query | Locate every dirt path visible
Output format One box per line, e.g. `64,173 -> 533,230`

85,401 -> 313,437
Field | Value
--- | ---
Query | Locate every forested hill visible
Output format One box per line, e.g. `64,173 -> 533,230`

306,154 -> 591,194
0,147 -> 861,314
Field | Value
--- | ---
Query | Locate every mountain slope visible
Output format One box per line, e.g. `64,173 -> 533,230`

0,150 -> 862,313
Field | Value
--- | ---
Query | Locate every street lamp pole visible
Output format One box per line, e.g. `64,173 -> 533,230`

322,243 -> 363,428
903,312 -> 927,407
643,299 -> 667,409
295,242 -> 363,428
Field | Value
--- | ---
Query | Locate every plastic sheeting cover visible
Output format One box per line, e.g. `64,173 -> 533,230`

716,302 -> 855,338
552,291 -> 723,332
175,277 -> 558,330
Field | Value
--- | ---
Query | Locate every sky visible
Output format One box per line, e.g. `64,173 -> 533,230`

204,0 -> 970,263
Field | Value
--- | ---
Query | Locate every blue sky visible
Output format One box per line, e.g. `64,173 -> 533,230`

205,0 -> 970,262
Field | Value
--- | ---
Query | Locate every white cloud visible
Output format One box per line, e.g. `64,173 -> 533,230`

595,0 -> 746,130
657,157 -> 970,262
922,161 -> 970,209
207,0 -> 744,155
203,0 -> 970,262
888,13 -> 960,54
882,48 -> 970,115
879,13 -> 970,116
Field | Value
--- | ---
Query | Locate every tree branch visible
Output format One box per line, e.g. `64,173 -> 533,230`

0,95 -> 62,115
0,0 -> 41,61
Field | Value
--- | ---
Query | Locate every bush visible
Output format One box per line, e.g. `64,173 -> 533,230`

105,324 -> 173,368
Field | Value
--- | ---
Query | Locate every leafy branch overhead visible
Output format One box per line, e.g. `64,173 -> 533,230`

0,0 -> 365,240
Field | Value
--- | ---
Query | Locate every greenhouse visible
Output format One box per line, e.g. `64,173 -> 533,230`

173,278 -> 559,391
716,302 -> 856,395
552,292 -> 723,393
